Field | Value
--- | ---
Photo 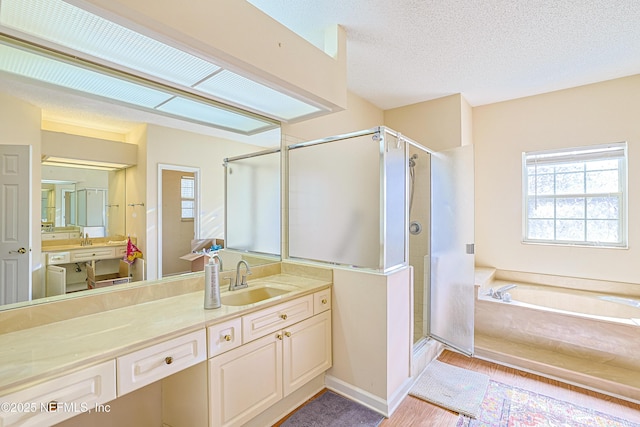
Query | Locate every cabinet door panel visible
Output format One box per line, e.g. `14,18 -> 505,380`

209,334 -> 282,427
283,310 -> 332,396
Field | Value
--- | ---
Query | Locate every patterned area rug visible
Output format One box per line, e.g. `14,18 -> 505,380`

457,381 -> 640,427
281,390 -> 384,427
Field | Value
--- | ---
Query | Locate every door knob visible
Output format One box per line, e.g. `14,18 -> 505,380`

9,248 -> 26,254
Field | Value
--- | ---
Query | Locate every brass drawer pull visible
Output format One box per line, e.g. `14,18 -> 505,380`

165,356 -> 173,365
223,334 -> 232,342
321,298 -> 328,304
280,314 -> 288,320
284,331 -> 291,337
276,333 -> 283,340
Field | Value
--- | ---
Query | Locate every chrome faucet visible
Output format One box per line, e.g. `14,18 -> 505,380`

210,253 -> 223,271
229,260 -> 251,291
488,284 -> 517,300
80,233 -> 92,246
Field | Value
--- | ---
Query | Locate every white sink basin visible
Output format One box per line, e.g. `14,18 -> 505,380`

220,283 -> 297,306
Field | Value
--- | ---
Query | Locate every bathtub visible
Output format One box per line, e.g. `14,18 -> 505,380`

480,282 -> 640,326
474,269 -> 640,401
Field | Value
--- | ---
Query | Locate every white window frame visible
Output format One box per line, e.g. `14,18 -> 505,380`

522,142 -> 628,248
180,175 -> 195,221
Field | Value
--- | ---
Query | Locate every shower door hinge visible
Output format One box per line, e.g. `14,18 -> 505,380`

466,243 -> 475,255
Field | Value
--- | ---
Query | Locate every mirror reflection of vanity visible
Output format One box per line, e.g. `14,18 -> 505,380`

1,99 -> 283,312
39,132 -> 135,296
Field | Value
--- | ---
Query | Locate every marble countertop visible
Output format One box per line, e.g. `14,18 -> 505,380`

41,242 -> 128,252
0,273 -> 331,395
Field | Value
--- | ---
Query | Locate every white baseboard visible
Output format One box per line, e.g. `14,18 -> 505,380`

324,340 -> 444,419
324,375 -> 393,417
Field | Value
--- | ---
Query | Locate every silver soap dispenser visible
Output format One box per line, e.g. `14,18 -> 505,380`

204,254 -> 222,309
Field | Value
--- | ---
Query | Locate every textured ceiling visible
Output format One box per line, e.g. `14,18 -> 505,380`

248,0 -> 640,109
3,1 -> 639,140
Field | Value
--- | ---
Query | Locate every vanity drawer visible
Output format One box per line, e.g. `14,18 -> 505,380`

207,317 -> 242,358
116,330 -> 206,396
313,288 -> 332,314
242,295 -> 314,343
0,360 -> 116,427
114,246 -> 127,258
46,252 -> 70,265
70,248 -> 116,262
41,232 -> 69,241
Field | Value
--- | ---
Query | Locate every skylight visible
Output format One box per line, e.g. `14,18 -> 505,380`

0,0 -> 220,86
195,70 -> 322,121
0,39 -> 278,134
0,43 -> 173,109
0,0 -> 327,128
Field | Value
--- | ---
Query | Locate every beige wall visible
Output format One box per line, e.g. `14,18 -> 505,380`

124,124 -> 147,269
474,75 -> 640,283
107,169 -> 126,236
283,91 -> 383,142
384,93 -> 467,150
144,124 -> 268,280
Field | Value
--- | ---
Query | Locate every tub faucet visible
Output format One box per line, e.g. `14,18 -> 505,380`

489,284 -> 517,300
230,260 -> 251,291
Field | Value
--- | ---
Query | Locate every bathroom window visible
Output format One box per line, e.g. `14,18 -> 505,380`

523,142 -> 627,247
181,176 -> 195,220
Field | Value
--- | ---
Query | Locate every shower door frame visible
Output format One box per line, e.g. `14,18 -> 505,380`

427,144 -> 475,356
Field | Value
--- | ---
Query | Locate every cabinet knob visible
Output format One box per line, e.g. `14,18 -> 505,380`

165,356 -> 173,365
321,298 -> 328,304
284,331 -> 291,337
276,333 -> 283,340
223,334 -> 232,342
280,314 -> 288,320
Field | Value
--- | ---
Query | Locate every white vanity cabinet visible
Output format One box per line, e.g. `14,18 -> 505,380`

44,245 -> 129,296
0,360 -> 116,427
208,290 -> 332,427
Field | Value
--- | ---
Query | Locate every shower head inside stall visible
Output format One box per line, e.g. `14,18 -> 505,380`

409,153 -> 418,168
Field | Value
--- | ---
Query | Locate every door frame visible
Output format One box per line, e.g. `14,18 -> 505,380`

157,164 -> 200,279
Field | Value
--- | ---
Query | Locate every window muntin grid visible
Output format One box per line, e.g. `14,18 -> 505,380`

523,144 -> 627,247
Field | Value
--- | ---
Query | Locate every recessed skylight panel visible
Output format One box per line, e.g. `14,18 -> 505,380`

156,96 -> 276,134
196,70 -> 323,121
0,43 -> 173,108
0,0 -> 220,86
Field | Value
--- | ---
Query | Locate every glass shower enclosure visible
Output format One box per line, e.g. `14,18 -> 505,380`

224,148 -> 281,257
286,126 -> 475,353
287,127 -> 407,271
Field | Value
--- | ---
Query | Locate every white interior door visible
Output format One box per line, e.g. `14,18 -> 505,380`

428,145 -> 475,356
0,145 -> 31,305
